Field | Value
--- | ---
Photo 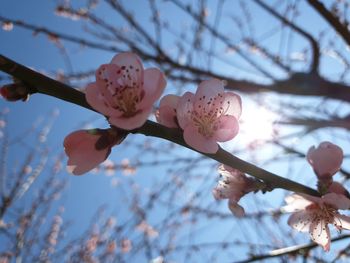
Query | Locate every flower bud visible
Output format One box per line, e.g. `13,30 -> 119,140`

0,83 -> 30,102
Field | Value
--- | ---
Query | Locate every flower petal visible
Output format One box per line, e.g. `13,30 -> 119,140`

309,219 -> 331,251
193,79 -> 225,114
159,94 -> 180,108
156,94 -> 180,128
177,92 -> 194,129
287,210 -> 313,233
86,83 -> 121,117
109,107 -> 152,130
223,92 -> 242,119
139,68 -> 166,109
64,130 -> 111,175
213,115 -> 239,142
194,78 -> 224,104
111,52 -> 143,81
212,181 -> 243,200
228,199 -> 245,217
282,194 -> 315,212
218,164 -> 245,183
95,63 -> 121,90
307,141 -> 343,178
334,214 -> 350,230
323,193 -> 350,210
328,182 -> 350,197
183,123 -> 218,153
156,105 -> 178,128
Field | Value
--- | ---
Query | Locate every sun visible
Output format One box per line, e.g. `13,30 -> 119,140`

238,104 -> 277,145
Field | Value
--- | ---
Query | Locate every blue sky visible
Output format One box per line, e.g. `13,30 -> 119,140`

1,0 -> 350,262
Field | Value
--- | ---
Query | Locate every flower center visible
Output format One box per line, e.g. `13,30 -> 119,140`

103,64 -> 144,117
113,86 -> 143,117
191,93 -> 229,138
308,203 -> 337,224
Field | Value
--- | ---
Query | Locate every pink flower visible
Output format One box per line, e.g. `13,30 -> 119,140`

283,193 -> 350,251
212,164 -> 261,217
307,142 -> 343,179
63,129 -> 126,175
86,52 -> 166,130
176,79 -> 241,153
156,94 -> 180,128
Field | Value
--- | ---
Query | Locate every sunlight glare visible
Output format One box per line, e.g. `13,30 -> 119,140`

238,105 -> 277,145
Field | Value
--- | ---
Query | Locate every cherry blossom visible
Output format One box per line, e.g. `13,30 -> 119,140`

307,141 -> 343,180
212,164 -> 262,217
176,79 -> 241,153
63,128 -> 126,175
283,193 -> 350,251
86,52 -> 166,130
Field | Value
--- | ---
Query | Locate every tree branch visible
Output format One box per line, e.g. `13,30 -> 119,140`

307,0 -> 350,47
234,234 -> 350,263
0,53 -> 320,196
1,16 -> 350,103
253,0 -> 320,74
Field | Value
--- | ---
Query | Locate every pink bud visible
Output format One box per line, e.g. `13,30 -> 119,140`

1,83 -> 30,102
307,141 -> 343,179
63,128 -> 126,175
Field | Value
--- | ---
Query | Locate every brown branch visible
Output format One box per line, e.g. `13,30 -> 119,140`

234,234 -> 350,263
277,117 -> 350,131
0,53 -> 320,197
1,16 -> 350,103
307,0 -> 350,47
0,15 -> 123,54
253,0 -> 320,74
169,0 -> 276,79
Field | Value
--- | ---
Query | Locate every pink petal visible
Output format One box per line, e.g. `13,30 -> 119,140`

213,115 -> 239,142
218,164 -> 246,184
139,68 -> 166,109
156,94 -> 180,128
194,78 -> 224,103
63,130 -> 110,175
193,79 -> 225,114
287,210 -> 313,233
323,193 -> 350,210
183,123 -> 218,153
309,219 -> 331,251
159,94 -> 180,108
307,141 -> 343,178
328,182 -> 350,196
177,92 -> 194,129
223,92 -> 242,119
334,214 -> 350,230
111,52 -> 143,80
228,199 -> 245,217
212,188 -> 222,200
213,181 -> 243,200
85,83 -> 122,117
109,107 -> 152,130
156,105 -> 178,128
282,194 -> 315,212
95,63 -> 121,90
